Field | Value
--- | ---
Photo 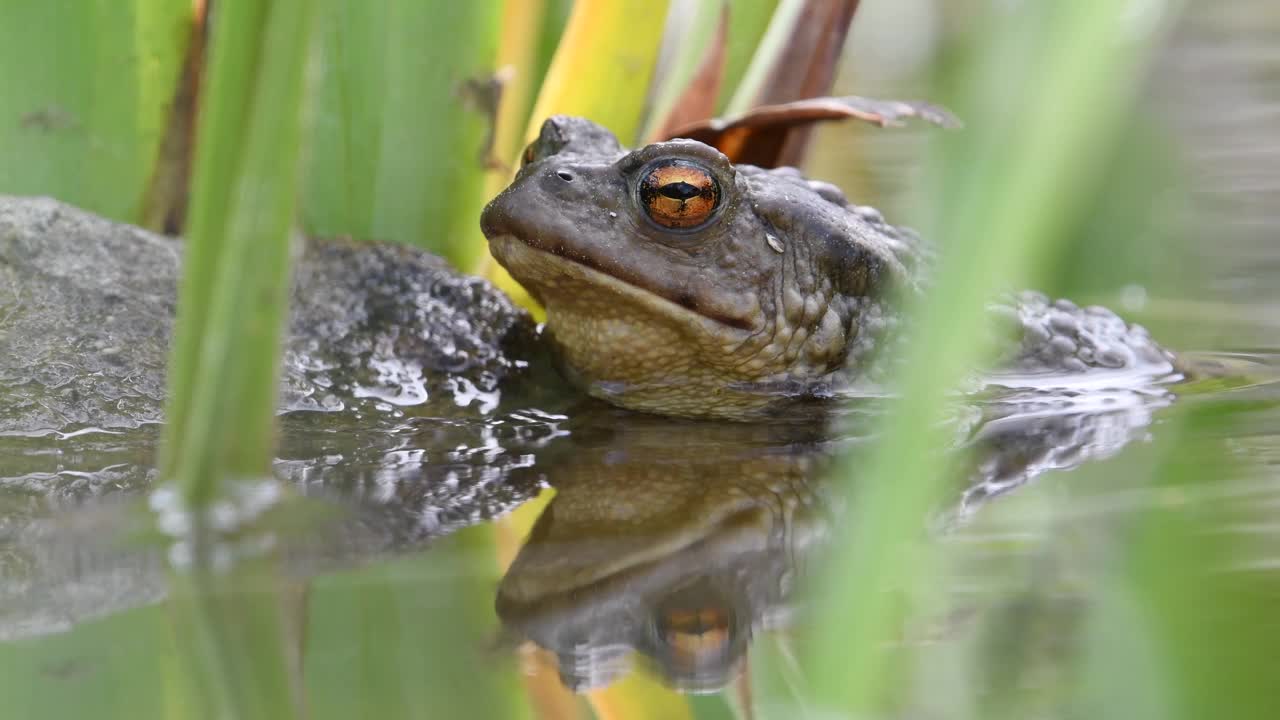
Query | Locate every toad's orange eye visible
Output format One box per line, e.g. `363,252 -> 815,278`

639,160 -> 720,230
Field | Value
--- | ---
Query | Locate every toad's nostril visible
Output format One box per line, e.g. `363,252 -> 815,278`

555,169 -> 574,182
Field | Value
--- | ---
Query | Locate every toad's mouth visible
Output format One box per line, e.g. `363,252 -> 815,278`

487,233 -> 756,332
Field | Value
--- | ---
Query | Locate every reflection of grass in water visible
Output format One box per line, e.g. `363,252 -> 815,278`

796,2 -> 1280,719
0,535 -> 521,720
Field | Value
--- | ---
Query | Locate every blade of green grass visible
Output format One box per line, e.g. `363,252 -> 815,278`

802,0 -> 1185,715
716,0 -> 781,112
721,0 -> 805,116
300,1 -> 502,268
640,0 -> 727,142
530,0 -> 576,110
156,0 -> 319,717
160,0 -> 315,503
0,0 -> 190,222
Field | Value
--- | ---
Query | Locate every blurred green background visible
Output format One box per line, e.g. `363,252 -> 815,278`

2,0 -> 1279,719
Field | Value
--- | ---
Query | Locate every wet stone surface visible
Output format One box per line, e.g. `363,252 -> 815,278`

0,195 -> 562,638
0,197 -> 178,433
0,195 -> 539,435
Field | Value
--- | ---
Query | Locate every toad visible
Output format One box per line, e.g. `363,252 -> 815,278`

481,116 -> 1173,420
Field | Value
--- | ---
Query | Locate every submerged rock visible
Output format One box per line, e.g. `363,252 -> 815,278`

0,196 -> 537,435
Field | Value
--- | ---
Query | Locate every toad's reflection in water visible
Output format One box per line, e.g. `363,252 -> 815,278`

493,388 -> 1171,693
496,416 -> 829,693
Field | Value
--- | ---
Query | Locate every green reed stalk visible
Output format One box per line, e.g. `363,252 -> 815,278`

804,0 -> 1184,714
300,0 -> 501,267
160,0 -> 316,506
0,0 -> 188,222
156,1 -> 317,718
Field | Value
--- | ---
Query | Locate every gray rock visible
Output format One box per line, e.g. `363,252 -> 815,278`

0,195 -> 537,435
0,196 -> 552,640
0,197 -> 178,432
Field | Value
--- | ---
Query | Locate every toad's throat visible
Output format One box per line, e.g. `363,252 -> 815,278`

493,233 -> 756,332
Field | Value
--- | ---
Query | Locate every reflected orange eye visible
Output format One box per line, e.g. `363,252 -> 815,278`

639,160 -> 721,229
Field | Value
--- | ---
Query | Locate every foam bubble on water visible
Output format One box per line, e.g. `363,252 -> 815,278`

353,356 -> 429,406
147,479 -> 284,573
1120,283 -> 1149,312
448,375 -> 500,414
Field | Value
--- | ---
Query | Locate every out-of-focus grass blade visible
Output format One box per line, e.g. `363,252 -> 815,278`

641,0 -> 728,142
1079,406 -> 1280,720
301,1 -> 501,268
716,0 -> 780,111
0,606 -> 173,719
723,0 -> 858,117
481,0 -> 671,306
803,0 -> 1183,715
724,0 -> 805,116
0,0 -> 190,223
156,0 -> 318,717
160,0 -> 315,504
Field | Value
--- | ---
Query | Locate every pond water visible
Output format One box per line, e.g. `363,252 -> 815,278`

2,2 -> 1279,718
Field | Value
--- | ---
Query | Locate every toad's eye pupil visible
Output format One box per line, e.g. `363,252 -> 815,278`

659,181 -> 700,200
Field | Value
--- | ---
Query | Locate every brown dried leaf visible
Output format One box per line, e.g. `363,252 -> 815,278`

663,95 -> 961,168
459,65 -> 517,172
